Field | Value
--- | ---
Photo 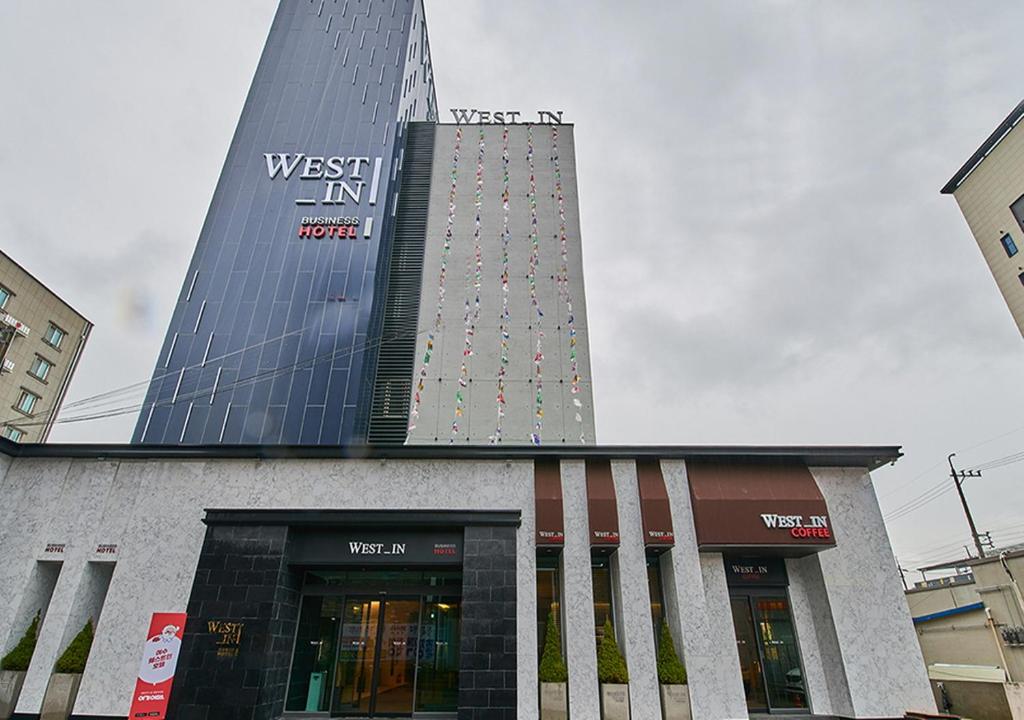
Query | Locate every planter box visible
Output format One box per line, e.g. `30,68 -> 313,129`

540,682 -> 568,720
660,683 -> 691,720
600,683 -> 630,720
0,671 -> 27,720
40,673 -> 81,720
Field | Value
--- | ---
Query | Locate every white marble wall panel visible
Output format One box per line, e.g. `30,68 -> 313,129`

0,455 -> 535,718
0,457 -> 71,657
610,461 -> 660,719
0,561 -> 59,662
661,460 -> 749,720
560,459 -> 601,719
10,458 -> 120,715
811,467 -> 936,717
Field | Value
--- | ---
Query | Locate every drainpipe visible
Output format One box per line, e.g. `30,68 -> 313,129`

986,607 -> 1012,683
1000,553 -> 1024,626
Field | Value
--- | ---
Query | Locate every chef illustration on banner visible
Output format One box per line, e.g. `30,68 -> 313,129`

128,612 -> 186,720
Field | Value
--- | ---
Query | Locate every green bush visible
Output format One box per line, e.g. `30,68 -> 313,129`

538,608 -> 568,683
54,620 -> 93,674
596,619 -> 628,684
656,619 -> 687,685
1,612 -> 40,672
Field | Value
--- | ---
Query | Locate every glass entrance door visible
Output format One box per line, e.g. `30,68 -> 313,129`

753,596 -> 805,711
330,597 -> 421,717
286,571 -> 462,717
333,597 -> 381,715
731,597 -> 768,712
730,593 -> 807,713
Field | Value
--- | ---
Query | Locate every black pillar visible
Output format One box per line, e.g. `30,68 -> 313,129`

167,524 -> 300,720
458,525 -> 518,720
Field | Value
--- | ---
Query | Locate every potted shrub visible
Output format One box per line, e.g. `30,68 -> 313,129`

656,620 -> 690,720
41,620 -> 93,720
538,609 -> 568,719
0,613 -> 40,720
597,619 -> 629,720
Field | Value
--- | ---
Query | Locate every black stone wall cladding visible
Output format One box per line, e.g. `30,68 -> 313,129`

167,513 -> 520,719
458,525 -> 518,720
166,524 -> 301,720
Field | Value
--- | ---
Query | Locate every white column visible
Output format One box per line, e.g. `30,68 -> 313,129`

786,553 -> 854,716
811,467 -> 936,717
518,477 -> 540,719
16,555 -> 84,714
610,460 -> 661,719
560,460 -> 601,719
661,460 -> 749,720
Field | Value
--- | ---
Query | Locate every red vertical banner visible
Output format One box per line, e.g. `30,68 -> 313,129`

128,612 -> 187,719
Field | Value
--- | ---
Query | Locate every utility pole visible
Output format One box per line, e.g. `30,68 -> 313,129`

896,557 -> 909,590
948,453 -> 986,559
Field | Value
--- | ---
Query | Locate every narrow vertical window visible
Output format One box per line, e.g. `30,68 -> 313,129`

537,554 -> 561,652
1001,233 -> 1018,258
647,553 -> 666,645
591,553 -> 615,645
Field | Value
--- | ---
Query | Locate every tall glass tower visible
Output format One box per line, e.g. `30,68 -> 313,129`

133,0 -> 436,444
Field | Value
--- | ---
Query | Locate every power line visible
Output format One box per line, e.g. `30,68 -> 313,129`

4,325 -> 426,434
0,326 -> 312,433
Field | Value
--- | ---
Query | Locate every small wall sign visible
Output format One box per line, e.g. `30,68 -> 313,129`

208,621 -> 244,658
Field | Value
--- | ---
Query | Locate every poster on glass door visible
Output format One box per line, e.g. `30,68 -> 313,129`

128,612 -> 187,719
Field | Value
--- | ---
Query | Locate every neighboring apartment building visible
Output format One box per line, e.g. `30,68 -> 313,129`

942,99 -> 1024,338
0,250 -> 91,442
906,553 -> 1024,719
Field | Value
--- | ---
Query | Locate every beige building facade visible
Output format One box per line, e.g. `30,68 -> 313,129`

0,250 -> 91,442
906,552 -> 1024,719
942,99 -> 1024,338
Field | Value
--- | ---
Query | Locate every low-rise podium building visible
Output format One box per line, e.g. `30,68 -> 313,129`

0,440 -> 935,719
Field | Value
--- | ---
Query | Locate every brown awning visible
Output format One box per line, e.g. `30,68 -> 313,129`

687,462 -> 835,555
637,460 -> 674,548
586,460 -> 620,547
535,459 -> 564,547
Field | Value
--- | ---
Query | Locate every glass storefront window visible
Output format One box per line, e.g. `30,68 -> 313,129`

646,554 -> 665,645
537,554 -> 561,651
415,597 -> 460,712
285,595 -> 342,712
592,554 -> 615,645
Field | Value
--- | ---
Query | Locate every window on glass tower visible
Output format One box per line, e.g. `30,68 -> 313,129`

592,553 -> 615,645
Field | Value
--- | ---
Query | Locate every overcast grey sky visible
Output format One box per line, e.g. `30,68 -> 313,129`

1,1 -> 1023,572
